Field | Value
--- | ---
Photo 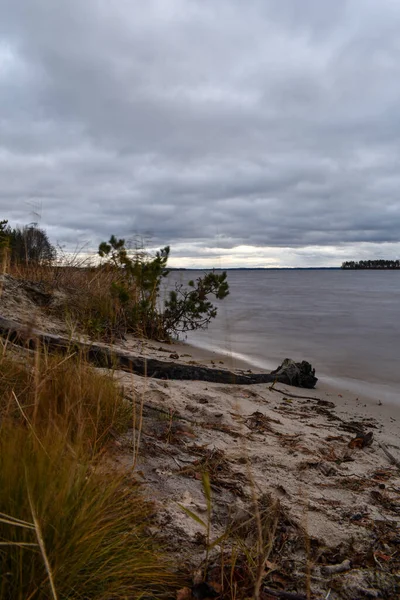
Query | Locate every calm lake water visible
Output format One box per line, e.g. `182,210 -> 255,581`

167,269 -> 400,404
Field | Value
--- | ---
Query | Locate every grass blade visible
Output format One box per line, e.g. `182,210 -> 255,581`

26,480 -> 58,600
177,504 -> 207,528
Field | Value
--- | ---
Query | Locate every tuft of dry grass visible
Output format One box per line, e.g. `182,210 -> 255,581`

50,265 -> 135,340
0,345 -> 179,599
0,426 -> 176,600
0,347 -> 131,456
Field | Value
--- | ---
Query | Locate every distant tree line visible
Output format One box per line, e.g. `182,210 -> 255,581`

0,220 -> 56,266
341,259 -> 400,270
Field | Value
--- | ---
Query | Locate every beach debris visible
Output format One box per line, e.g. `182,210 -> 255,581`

0,314 -> 320,387
341,419 -> 378,434
348,431 -> 374,449
378,442 -> 400,470
371,467 -> 396,481
178,447 -> 248,497
262,587 -> 307,599
349,511 -> 369,522
318,462 -> 338,477
270,359 -> 318,388
370,490 -> 400,514
244,411 -> 281,433
339,476 -> 371,492
176,587 -> 192,600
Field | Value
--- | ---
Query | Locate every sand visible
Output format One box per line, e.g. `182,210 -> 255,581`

105,336 -> 400,598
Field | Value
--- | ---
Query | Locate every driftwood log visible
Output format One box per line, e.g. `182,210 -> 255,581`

0,316 -> 318,388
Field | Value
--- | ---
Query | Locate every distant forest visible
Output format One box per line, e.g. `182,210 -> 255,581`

341,260 -> 400,269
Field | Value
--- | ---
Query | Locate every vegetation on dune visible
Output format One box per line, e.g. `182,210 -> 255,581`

0,350 -> 130,456
0,347 -> 177,599
0,221 -> 229,597
1,220 -> 229,341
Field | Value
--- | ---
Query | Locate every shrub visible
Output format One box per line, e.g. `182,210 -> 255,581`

98,236 -> 229,339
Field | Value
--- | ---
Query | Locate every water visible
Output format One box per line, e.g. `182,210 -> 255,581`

167,269 -> 400,403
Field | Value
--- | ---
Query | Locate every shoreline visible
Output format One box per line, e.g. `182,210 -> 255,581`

173,336 -> 400,408
129,335 -> 400,448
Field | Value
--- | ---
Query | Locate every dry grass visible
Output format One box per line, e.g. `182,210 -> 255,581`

0,426 -> 176,600
13,261 -> 162,340
0,347 -> 131,456
51,265 -> 134,339
7,251 -> 134,340
0,345 -> 179,599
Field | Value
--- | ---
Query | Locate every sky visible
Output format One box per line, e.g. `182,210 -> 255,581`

1,0 -> 400,268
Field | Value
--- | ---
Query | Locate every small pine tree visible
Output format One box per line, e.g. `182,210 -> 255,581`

98,236 -> 229,338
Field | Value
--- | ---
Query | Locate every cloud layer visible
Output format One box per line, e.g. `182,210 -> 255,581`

1,0 -> 400,266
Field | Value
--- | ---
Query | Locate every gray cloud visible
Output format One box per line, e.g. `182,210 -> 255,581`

1,0 -> 400,266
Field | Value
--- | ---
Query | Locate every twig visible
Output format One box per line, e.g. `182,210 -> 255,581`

268,386 -> 322,402
134,399 -> 244,438
378,442 -> 400,471
262,588 -> 307,600
321,559 -> 351,576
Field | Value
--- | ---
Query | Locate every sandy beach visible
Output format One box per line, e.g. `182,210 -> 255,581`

1,275 -> 399,598
123,334 -> 400,447
102,335 -> 400,599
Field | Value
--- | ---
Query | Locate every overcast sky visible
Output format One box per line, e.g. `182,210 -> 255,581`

1,0 -> 400,267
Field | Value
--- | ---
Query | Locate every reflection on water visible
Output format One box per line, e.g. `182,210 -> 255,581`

166,269 -> 400,403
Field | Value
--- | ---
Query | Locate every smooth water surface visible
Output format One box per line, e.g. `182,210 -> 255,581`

167,269 -> 400,403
